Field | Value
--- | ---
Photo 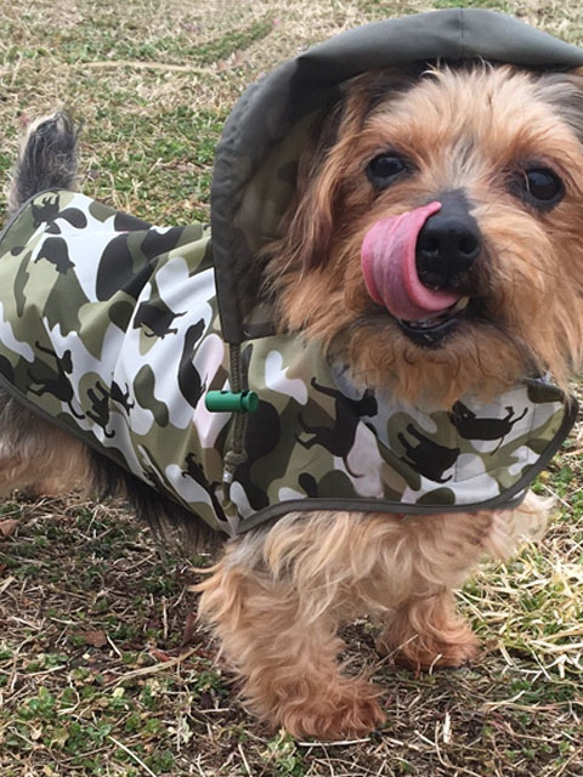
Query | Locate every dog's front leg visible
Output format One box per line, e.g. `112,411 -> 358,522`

375,588 -> 479,669
370,512 -> 492,670
372,503 -> 549,670
197,531 -> 385,740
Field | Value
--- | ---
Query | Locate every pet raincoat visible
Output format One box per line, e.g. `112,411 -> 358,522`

0,9 -> 580,536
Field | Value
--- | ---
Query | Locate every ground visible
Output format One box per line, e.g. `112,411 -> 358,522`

0,1 -> 582,775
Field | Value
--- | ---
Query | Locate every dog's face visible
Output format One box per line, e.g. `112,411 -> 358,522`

265,64 -> 583,407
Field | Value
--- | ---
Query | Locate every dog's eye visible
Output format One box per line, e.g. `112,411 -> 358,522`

366,154 -> 410,189
517,167 -> 564,209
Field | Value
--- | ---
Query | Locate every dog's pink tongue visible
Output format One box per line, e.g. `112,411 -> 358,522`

361,202 -> 460,321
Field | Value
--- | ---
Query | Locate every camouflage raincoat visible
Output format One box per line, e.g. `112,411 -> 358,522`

0,9 -> 580,536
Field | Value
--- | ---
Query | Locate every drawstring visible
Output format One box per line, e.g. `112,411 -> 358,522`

222,343 -> 251,483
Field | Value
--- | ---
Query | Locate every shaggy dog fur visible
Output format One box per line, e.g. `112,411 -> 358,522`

3,63 -> 583,739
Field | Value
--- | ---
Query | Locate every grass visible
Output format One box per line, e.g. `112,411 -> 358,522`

0,0 -> 582,774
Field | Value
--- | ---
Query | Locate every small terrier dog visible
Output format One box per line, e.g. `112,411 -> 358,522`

2,60 -> 583,740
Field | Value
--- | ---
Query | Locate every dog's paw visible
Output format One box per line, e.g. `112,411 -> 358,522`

274,679 -> 385,740
377,628 -> 479,670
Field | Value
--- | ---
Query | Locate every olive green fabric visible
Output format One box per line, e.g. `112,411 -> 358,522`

0,191 -> 577,536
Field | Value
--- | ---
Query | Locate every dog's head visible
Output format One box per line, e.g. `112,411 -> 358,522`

263,64 -> 583,406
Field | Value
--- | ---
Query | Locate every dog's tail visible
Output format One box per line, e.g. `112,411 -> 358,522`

8,111 -> 78,216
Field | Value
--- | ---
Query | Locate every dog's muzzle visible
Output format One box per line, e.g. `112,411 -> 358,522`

361,193 -> 480,346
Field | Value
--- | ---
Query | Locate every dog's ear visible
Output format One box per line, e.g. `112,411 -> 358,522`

279,98 -> 350,273
534,67 -> 583,144
280,70 -> 417,273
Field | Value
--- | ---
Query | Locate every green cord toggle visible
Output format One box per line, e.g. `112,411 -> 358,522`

205,390 -> 259,413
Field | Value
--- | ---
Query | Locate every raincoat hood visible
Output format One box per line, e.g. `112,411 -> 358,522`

209,7 -> 583,343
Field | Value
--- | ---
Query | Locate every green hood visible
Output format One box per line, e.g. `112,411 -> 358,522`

210,7 -> 583,344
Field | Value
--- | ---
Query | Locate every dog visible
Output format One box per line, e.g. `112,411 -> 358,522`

2,14 -> 583,741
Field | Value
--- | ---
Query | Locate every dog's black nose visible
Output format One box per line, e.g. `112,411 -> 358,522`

416,196 -> 481,292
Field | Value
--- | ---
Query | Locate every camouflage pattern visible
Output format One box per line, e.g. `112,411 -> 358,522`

0,191 -> 577,536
